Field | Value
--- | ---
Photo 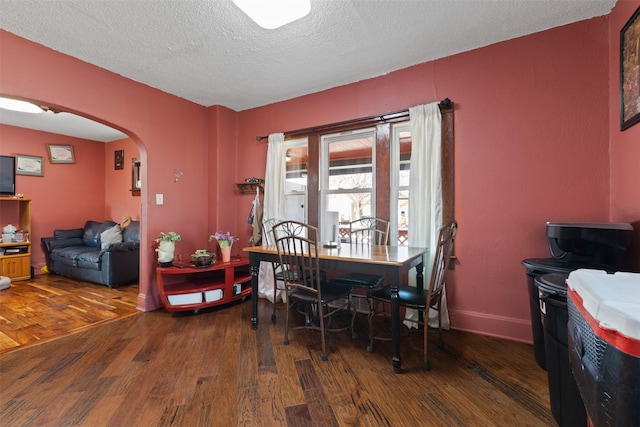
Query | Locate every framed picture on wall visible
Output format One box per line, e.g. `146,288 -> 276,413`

15,154 -> 44,177
620,6 -> 640,130
115,150 -> 124,170
47,144 -> 75,164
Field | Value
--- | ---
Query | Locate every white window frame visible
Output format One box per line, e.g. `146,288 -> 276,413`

319,128 -> 376,242
284,137 -> 308,223
391,121 -> 411,245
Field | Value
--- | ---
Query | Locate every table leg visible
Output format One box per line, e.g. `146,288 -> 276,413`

250,261 -> 259,330
391,283 -> 401,373
391,260 -> 423,373
416,261 -> 425,325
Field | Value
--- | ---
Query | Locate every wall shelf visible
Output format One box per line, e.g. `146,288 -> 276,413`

236,182 -> 263,194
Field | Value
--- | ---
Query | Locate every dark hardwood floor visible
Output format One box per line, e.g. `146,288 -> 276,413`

0,276 -> 553,426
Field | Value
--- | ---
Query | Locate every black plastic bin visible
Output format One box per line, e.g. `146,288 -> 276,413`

522,258 -> 586,370
567,270 -> 640,427
536,273 -> 587,427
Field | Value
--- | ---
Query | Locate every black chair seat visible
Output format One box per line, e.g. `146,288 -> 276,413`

368,220 -> 458,370
290,282 -> 353,304
372,285 -> 439,309
331,273 -> 384,289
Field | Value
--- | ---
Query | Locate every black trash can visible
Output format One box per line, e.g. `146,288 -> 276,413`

522,258 -> 582,370
536,273 -> 587,427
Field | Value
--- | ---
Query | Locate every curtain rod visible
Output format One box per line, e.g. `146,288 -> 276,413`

256,98 -> 453,141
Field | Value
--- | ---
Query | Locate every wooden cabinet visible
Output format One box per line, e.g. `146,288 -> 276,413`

0,198 -> 31,281
156,257 -> 252,313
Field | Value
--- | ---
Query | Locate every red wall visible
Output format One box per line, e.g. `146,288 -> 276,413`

1,30 -> 211,311
1,1 -> 637,342
609,0 -> 640,269
0,125 -> 141,270
104,137 -> 142,223
233,17 -> 612,342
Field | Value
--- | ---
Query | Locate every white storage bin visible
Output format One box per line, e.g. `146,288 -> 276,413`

167,292 -> 202,306
204,289 -> 223,302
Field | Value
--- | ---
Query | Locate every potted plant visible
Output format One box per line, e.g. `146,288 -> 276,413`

209,231 -> 239,263
155,231 -> 181,266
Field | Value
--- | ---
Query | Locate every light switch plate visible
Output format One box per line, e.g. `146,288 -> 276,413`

155,194 -> 164,205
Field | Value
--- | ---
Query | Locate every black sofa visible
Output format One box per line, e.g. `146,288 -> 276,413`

41,220 -> 140,287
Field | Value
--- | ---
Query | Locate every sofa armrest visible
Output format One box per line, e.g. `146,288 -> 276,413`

41,235 -> 84,272
103,241 -> 140,253
100,246 -> 140,287
42,237 -> 85,251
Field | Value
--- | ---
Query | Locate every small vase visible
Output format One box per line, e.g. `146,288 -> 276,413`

220,246 -> 232,263
157,240 -> 176,266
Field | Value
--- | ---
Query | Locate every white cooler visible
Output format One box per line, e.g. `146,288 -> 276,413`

567,269 -> 640,427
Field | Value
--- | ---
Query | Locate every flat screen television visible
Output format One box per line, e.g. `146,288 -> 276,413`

0,155 -> 16,196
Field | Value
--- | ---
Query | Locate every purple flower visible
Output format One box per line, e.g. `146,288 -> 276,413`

209,231 -> 239,248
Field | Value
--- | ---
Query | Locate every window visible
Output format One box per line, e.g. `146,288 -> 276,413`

284,138 -> 308,223
391,122 -> 411,245
278,100 -> 454,245
320,129 -> 376,242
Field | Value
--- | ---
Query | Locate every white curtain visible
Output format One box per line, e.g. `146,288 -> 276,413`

406,102 -> 449,329
258,133 -> 286,301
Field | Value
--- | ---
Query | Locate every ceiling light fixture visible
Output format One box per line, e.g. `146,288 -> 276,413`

233,0 -> 311,30
0,97 -> 43,114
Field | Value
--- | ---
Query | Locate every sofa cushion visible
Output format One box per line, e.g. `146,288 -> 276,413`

54,228 -> 83,239
83,220 -> 117,248
75,251 -> 101,270
123,221 -> 140,243
100,224 -> 123,250
55,246 -> 101,270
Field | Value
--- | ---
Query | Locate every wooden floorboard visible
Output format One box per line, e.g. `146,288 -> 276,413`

1,279 -> 554,426
0,274 -> 139,353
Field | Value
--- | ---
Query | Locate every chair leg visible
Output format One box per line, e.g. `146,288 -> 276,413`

270,265 -> 278,323
423,321 -> 431,371
436,304 -> 445,350
271,282 -> 277,323
350,298 -> 358,339
367,300 -> 377,353
319,303 -> 328,361
283,297 -> 290,346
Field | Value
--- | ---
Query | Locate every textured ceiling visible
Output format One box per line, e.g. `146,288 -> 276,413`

0,0 -> 617,141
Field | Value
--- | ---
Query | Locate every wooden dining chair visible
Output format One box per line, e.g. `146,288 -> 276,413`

331,217 -> 390,339
262,218 -> 284,322
368,220 -> 458,370
268,220 -> 327,322
275,225 -> 354,361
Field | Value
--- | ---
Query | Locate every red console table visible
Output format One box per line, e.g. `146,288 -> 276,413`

156,256 -> 251,313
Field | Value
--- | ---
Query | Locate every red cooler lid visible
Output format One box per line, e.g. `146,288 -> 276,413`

567,269 -> 640,340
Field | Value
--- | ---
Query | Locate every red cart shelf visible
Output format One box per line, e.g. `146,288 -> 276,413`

156,256 -> 251,313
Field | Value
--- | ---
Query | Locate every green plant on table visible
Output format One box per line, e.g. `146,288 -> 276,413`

156,231 -> 182,243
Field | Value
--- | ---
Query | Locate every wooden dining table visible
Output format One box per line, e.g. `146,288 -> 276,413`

243,243 -> 429,373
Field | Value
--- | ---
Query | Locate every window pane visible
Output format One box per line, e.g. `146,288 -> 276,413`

397,190 -> 409,246
328,136 -> 373,190
285,145 -> 307,193
398,130 -> 411,187
321,130 -> 375,242
285,143 -> 308,222
327,192 -> 372,224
